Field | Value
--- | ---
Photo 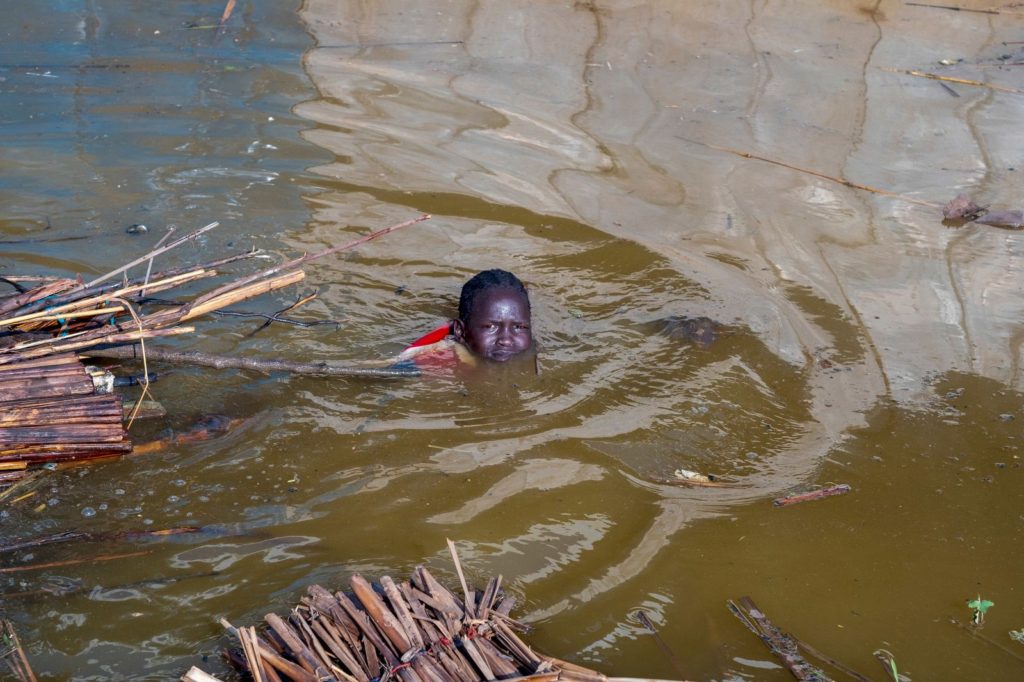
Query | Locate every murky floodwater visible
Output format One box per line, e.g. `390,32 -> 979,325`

2,0 -> 1023,679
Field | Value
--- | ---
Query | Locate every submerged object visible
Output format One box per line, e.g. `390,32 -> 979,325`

661,315 -> 719,348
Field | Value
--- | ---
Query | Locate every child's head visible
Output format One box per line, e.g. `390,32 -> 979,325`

453,269 -> 532,362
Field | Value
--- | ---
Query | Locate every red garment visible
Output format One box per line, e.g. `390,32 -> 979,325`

396,322 -> 476,372
404,323 -> 452,350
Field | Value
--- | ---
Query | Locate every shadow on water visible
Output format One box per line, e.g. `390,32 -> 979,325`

2,1 -> 1024,680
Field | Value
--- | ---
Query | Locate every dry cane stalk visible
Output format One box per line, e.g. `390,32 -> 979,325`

239,626 -> 266,682
264,613 -> 325,678
380,576 -> 426,651
290,612 -> 350,681
181,214 -> 428,322
306,585 -> 370,677
309,618 -> 364,682
83,221 -> 219,289
348,576 -> 424,682
446,539 -> 476,619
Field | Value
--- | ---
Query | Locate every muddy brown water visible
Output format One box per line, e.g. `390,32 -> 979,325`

2,1 -> 1023,679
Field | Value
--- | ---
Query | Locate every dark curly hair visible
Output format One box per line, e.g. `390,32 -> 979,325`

458,269 -> 530,324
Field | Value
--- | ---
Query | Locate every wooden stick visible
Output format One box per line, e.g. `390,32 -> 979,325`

305,585 -> 370,677
0,549 -> 150,574
82,221 -> 219,289
309,618 -> 364,682
219,0 -> 237,29
180,270 -> 305,321
793,637 -> 872,682
0,279 -> 78,318
264,613 -> 326,677
381,576 -> 426,651
905,2 -> 1001,14
0,525 -> 199,554
140,225 -> 177,298
81,345 -> 419,378
635,611 -> 689,681
290,611 -> 351,682
882,67 -> 1024,94
727,598 -> 831,681
0,325 -> 195,364
350,574 -> 414,656
446,538 -> 476,619
773,484 -> 851,507
1,619 -> 38,682
677,137 -> 942,208
334,588 -> 402,667
182,215 -> 428,321
240,626 -> 266,682
221,619 -> 315,682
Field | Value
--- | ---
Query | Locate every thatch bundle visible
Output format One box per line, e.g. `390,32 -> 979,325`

0,353 -> 129,490
205,544 -> 685,682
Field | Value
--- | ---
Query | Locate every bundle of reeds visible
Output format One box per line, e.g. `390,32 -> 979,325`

0,216 -> 429,490
0,353 -> 128,490
212,542 -> 689,682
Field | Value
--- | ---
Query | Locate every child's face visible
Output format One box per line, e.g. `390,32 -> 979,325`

454,288 -> 532,362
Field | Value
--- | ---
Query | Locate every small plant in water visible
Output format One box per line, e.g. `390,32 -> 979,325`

1009,628 -> 1024,644
967,595 -> 994,626
873,649 -> 904,682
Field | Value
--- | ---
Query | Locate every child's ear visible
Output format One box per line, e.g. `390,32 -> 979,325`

452,319 -> 466,341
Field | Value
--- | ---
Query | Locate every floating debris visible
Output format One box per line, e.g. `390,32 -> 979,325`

943,195 -> 1024,229
203,541 -> 694,682
773,484 -> 851,507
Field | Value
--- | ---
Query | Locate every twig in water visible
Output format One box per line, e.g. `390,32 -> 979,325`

793,636 -> 872,682
141,225 -> 176,297
0,525 -> 200,555
214,0 -> 237,46
0,278 -> 28,294
677,137 -> 941,208
447,537 -> 475,617
178,214 -> 429,322
882,67 -> 1024,94
634,610 -> 690,680
244,290 -> 321,337
727,597 -> 832,681
0,235 -> 89,245
950,618 -> 1024,664
773,484 -> 851,507
219,0 -> 237,29
905,2 -> 1001,13
82,345 -> 419,378
83,221 -> 219,289
0,549 -> 151,574
140,296 -> 341,330
1,619 -> 37,682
